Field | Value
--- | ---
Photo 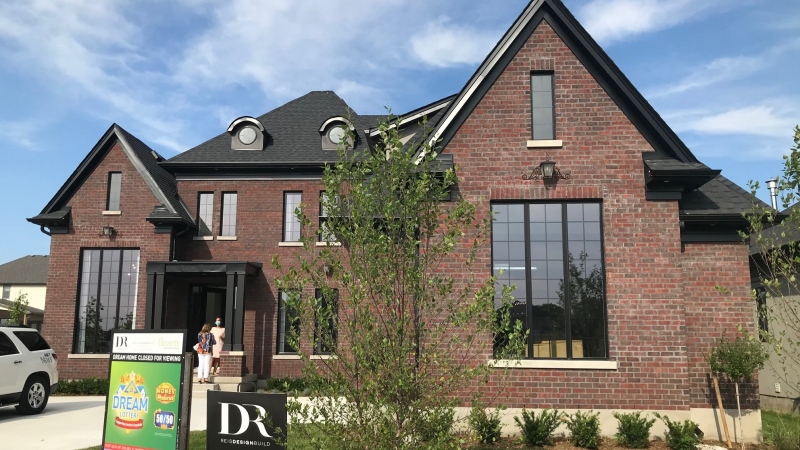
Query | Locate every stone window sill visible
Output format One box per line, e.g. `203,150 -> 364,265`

273,354 -> 301,360
193,236 -> 214,241
217,236 -> 237,241
526,140 -> 563,149
315,242 -> 341,247
488,359 -> 617,370
102,210 -> 122,216
68,353 -> 110,359
278,241 -> 304,247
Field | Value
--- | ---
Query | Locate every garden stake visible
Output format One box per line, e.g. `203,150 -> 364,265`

735,382 -> 744,450
712,375 -> 732,448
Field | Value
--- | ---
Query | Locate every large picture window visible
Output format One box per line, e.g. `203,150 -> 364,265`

76,249 -> 140,353
493,202 -> 606,359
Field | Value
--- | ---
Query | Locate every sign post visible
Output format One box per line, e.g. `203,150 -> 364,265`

102,330 -> 189,450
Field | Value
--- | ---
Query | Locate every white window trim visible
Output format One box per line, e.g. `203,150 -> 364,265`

102,210 -> 122,215
315,241 -> 341,247
488,359 -> 617,370
193,236 -> 214,241
526,140 -> 563,148
217,236 -> 237,241
278,241 -> 304,247
272,354 -> 301,360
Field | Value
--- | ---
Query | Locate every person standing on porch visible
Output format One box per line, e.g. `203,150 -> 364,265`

211,317 -> 225,375
196,323 -> 215,384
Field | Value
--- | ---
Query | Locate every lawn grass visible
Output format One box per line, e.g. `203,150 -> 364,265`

762,410 -> 800,450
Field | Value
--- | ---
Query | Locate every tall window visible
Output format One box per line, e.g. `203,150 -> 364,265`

756,286 -> 768,341
106,172 -> 122,211
220,192 -> 237,236
277,291 -> 299,354
319,191 -> 335,242
197,192 -> 214,236
493,202 -> 606,359
531,73 -> 555,140
1,285 -> 9,299
76,249 -> 140,353
284,192 -> 302,242
314,288 -> 338,355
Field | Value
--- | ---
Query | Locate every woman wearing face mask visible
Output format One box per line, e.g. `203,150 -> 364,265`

210,317 -> 225,375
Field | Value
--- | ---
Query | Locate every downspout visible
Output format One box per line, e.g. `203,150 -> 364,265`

39,226 -> 51,236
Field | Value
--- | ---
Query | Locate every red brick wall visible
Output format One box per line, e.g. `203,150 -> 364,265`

174,180 -> 326,377
444,19 -> 697,409
44,140 -> 171,379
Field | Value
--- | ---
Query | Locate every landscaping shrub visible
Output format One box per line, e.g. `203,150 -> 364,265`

56,377 -> 109,396
653,413 -> 703,450
469,404 -> 503,445
262,377 -> 309,395
514,408 -> 562,447
763,411 -> 800,450
566,410 -> 601,449
416,406 -> 456,443
613,411 -> 656,448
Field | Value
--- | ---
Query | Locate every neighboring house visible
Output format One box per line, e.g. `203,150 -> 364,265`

27,0 -> 766,439
750,203 -> 800,413
0,255 -> 49,330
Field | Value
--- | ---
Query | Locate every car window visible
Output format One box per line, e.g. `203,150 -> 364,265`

0,332 -> 19,356
13,331 -> 51,352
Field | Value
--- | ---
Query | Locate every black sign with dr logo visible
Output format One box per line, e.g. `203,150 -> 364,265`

207,391 -> 287,450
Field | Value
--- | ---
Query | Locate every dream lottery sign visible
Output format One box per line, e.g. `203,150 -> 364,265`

102,330 -> 187,450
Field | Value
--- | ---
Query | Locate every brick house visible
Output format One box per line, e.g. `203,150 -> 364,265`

28,0 -> 765,439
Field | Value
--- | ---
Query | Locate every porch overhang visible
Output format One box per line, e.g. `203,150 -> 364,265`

144,260 -> 262,352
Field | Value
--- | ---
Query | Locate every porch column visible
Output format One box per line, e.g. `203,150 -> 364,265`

233,272 -> 245,351
224,270 -> 247,351
224,273 -> 236,351
144,263 -> 166,330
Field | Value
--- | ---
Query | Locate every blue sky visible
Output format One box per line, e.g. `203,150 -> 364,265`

0,0 -> 798,263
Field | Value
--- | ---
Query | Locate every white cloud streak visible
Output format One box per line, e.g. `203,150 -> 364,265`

672,105 -> 796,138
409,16 -> 499,68
578,0 -> 727,45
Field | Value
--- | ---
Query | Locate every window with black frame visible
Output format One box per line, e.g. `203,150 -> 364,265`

75,248 -> 139,353
106,172 -> 122,211
314,288 -> 338,355
197,192 -> 214,236
492,202 -> 606,359
277,290 -> 299,354
220,192 -> 237,236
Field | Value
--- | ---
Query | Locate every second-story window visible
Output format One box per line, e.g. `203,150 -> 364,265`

106,172 -> 122,211
531,73 -> 555,140
319,191 -> 335,242
197,193 -> 214,236
220,192 -> 237,236
284,192 -> 302,242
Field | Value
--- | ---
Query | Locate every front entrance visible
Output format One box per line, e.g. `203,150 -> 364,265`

187,285 -> 226,352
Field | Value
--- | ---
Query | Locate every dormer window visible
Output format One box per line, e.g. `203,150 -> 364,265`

320,117 -> 354,150
227,116 -> 267,150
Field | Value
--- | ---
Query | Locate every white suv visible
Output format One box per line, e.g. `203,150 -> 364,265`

0,326 -> 59,414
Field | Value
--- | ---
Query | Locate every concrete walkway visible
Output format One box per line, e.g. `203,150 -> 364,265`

0,393 -> 209,450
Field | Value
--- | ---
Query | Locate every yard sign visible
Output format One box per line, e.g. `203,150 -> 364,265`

102,330 -> 188,450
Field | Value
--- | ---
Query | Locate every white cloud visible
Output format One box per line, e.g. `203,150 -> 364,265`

677,105 -> 795,138
578,0 -> 727,45
0,119 -> 42,150
647,55 -> 763,98
409,16 -> 499,68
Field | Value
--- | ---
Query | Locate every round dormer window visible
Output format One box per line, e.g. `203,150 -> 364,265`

327,126 -> 346,144
238,126 -> 258,145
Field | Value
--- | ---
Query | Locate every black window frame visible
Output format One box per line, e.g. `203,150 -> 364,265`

277,290 -> 300,355
492,201 -> 608,360
197,192 -> 214,237
314,288 -> 338,355
106,172 -> 122,211
74,248 -> 140,354
283,191 -> 303,242
220,191 -> 238,237
530,72 -> 555,141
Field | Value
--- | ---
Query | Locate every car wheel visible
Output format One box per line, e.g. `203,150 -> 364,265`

16,376 -> 49,415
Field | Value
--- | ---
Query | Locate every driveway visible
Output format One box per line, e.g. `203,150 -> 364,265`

0,393 -> 209,450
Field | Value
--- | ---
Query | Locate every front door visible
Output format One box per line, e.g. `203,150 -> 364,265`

187,285 -> 226,352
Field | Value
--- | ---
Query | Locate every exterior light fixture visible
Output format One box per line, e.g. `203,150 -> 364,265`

523,155 -> 571,182
102,225 -> 116,237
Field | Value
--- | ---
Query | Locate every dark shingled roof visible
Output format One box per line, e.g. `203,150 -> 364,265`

642,154 -> 714,172
115,126 -> 193,224
680,175 -> 769,216
0,255 -> 49,285
165,91 -> 386,166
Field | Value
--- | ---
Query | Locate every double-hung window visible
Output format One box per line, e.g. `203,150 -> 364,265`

106,172 -> 122,211
283,192 -> 302,242
277,291 -> 299,354
197,192 -> 214,236
531,73 -> 555,140
75,248 -> 140,353
314,288 -> 338,355
493,202 -> 606,359
220,192 -> 237,236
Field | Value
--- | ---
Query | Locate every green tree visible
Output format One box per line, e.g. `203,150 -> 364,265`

273,115 -> 524,449
8,292 -> 29,325
744,125 -> 800,401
